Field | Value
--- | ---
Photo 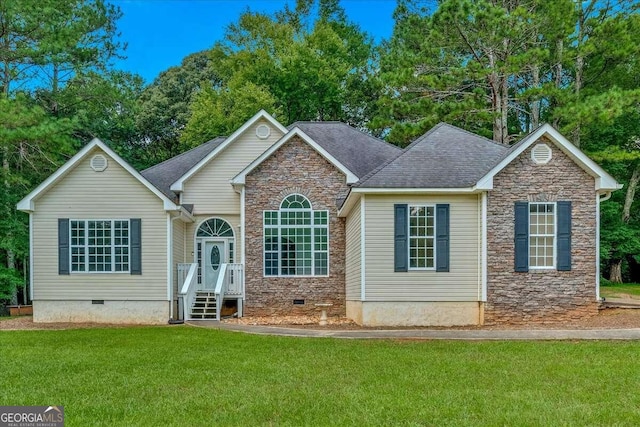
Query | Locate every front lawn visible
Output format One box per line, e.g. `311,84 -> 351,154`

2,326 -> 640,426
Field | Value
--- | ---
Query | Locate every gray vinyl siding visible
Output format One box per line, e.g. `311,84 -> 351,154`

364,194 -> 481,301
345,198 -> 362,300
32,147 -> 168,301
181,119 -> 284,215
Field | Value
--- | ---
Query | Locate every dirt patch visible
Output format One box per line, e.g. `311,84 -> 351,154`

0,316 -> 174,331
3,308 -> 640,331
222,307 -> 640,330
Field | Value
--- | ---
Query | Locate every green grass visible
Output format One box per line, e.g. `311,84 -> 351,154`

2,327 -> 640,426
600,281 -> 640,299
0,315 -> 15,321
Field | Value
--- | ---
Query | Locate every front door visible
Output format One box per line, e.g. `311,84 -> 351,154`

204,241 -> 226,290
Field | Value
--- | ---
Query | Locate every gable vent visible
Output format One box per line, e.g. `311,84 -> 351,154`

531,143 -> 552,164
256,124 -> 271,140
90,154 -> 108,172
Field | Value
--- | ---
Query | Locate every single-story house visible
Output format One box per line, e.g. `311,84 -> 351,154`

17,110 -> 622,326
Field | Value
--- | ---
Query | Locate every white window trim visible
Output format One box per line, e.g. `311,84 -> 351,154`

263,196 -> 330,278
528,202 -> 557,270
69,219 -> 131,274
408,204 -> 437,271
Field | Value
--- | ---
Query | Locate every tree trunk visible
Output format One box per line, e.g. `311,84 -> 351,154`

622,165 -> 640,223
531,65 -> 540,130
610,261 -> 623,284
487,50 -> 505,144
500,74 -> 508,143
552,39 -> 563,128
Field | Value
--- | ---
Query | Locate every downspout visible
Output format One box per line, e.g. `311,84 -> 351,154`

240,186 -> 246,265
168,212 -> 183,322
595,191 -> 611,301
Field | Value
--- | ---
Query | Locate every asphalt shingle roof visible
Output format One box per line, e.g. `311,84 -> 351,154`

355,123 -> 509,188
290,122 -> 403,179
141,136 -> 226,200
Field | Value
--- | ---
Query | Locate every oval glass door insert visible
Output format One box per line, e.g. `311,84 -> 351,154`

211,246 -> 220,271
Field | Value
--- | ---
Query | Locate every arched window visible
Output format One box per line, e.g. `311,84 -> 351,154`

197,218 -> 234,238
264,194 -> 328,276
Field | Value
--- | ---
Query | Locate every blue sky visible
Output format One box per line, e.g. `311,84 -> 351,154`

111,0 -> 398,83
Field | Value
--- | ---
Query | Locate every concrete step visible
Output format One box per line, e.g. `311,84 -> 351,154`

601,297 -> 640,309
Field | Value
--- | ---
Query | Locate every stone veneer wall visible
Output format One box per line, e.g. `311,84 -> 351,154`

485,137 -> 598,324
244,136 -> 348,316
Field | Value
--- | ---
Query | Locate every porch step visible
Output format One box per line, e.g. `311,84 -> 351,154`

190,291 -> 218,320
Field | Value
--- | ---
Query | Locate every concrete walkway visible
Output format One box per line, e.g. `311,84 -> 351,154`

188,321 -> 640,340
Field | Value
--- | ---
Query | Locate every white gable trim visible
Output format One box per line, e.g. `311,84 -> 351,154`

231,127 -> 359,186
17,138 -> 180,212
476,124 -> 622,192
170,110 -> 288,193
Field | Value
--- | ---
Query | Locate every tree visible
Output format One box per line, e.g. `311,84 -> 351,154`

181,80 -> 279,148
0,95 -> 75,303
376,0 -> 640,146
0,0 -> 127,305
136,51 -> 221,166
204,0 -> 379,129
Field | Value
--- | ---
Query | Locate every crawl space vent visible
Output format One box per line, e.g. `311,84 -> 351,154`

255,124 -> 271,140
90,154 -> 108,172
531,143 -> 552,164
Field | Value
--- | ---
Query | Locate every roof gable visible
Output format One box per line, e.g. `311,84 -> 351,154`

17,138 -> 180,212
290,122 -> 402,178
232,127 -> 359,185
476,123 -> 622,191
169,110 -> 287,193
141,136 -> 226,200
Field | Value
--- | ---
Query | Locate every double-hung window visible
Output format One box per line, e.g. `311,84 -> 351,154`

409,205 -> 436,269
528,203 -> 555,269
264,194 -> 329,276
514,201 -> 571,272
394,204 -> 449,272
70,220 -> 130,272
59,218 -> 141,275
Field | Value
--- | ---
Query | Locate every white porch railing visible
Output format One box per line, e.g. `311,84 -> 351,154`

178,263 -> 198,321
214,263 -> 244,320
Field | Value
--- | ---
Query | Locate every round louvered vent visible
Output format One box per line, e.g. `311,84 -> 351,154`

531,143 -> 552,164
90,154 -> 108,172
256,124 -> 271,140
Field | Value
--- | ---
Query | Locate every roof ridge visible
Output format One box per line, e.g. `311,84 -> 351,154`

141,136 -> 226,173
437,122 -> 506,148
298,121 -> 402,151
353,124 -> 441,187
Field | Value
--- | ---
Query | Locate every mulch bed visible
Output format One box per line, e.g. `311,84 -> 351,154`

3,307 -> 640,331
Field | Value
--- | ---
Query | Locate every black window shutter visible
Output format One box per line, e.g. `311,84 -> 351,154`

514,202 -> 529,272
436,204 -> 450,272
394,204 -> 408,272
130,218 -> 142,275
556,201 -> 572,271
58,218 -> 70,275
